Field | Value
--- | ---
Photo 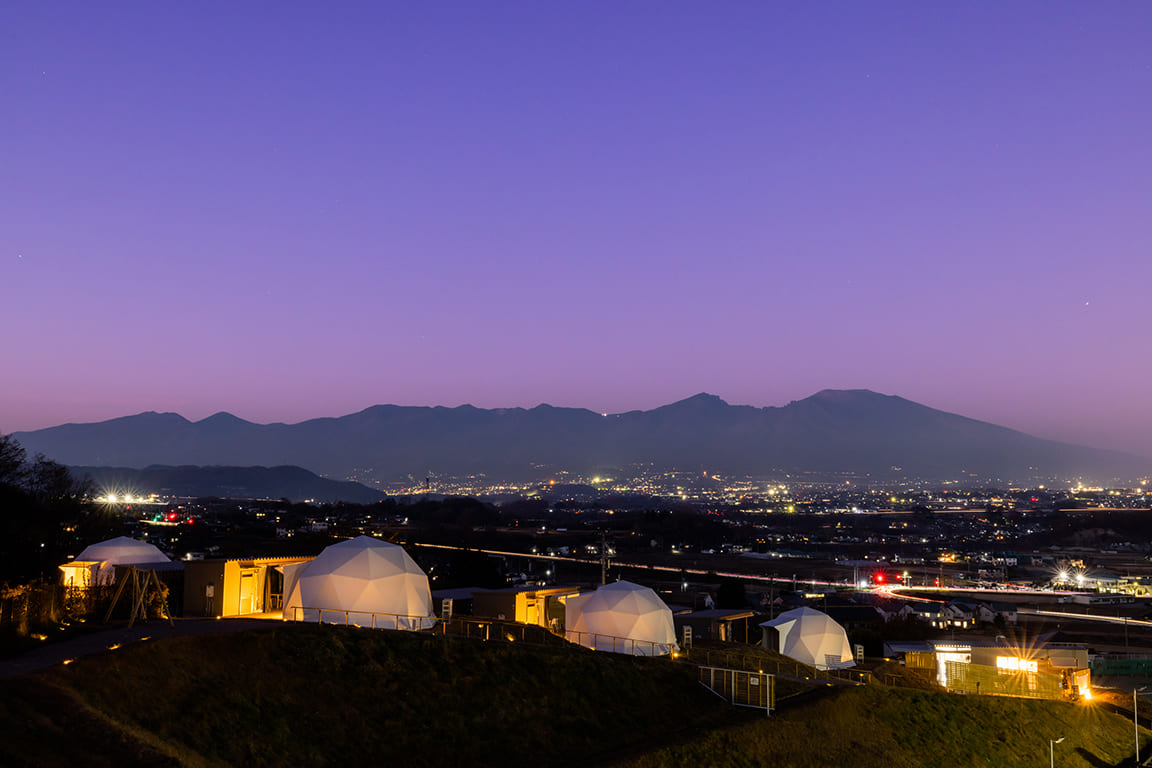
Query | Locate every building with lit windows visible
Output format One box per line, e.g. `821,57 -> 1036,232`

905,639 -> 1091,701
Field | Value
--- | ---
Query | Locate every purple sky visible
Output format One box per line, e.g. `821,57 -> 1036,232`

3,3 -> 1151,457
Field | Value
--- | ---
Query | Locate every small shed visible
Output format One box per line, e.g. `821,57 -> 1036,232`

676,608 -> 757,643
472,585 -> 579,629
183,556 -> 313,617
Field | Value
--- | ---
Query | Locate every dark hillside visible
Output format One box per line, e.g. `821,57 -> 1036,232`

0,624 -> 1143,767
621,683 -> 1140,768
2,625 -> 732,768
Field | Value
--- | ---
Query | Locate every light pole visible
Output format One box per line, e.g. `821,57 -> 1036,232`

1135,687 -> 1147,765
1049,736 -> 1063,768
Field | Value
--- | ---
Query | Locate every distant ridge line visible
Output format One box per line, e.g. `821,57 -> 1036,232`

12,390 -> 1150,485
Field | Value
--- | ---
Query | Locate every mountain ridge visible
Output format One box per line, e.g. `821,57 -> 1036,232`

74,464 -> 385,504
12,390 -> 1149,485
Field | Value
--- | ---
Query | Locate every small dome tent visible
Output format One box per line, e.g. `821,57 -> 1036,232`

60,536 -> 170,586
283,536 -> 435,629
564,580 -> 678,656
759,607 -> 855,670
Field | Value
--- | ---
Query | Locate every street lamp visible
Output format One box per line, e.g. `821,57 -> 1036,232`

1049,736 -> 1064,768
1135,687 -> 1147,765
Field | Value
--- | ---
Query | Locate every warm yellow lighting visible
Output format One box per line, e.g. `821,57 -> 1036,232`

1080,687 -> 1092,700
996,656 -> 1037,673
108,643 -> 121,650
62,659 -> 74,665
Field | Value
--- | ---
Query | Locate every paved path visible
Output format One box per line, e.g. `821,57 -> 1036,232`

0,617 -> 278,679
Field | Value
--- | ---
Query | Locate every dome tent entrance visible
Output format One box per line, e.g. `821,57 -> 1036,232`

759,607 -> 855,670
60,536 -> 171,587
564,580 -> 678,656
283,536 -> 436,630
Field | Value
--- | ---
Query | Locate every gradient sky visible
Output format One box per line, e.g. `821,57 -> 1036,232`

3,2 -> 1151,457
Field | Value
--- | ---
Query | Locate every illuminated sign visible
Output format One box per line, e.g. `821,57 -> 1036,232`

996,656 -> 1038,673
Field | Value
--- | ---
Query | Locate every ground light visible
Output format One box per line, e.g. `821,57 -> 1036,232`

1049,736 -> 1064,768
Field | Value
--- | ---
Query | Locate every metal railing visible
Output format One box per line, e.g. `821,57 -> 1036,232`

564,629 -> 677,656
436,616 -> 559,644
698,665 -> 774,715
285,606 -> 437,630
684,646 -> 871,684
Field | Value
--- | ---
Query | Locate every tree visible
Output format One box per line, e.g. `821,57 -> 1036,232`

0,436 -> 95,584
26,453 -> 89,502
0,432 -> 26,487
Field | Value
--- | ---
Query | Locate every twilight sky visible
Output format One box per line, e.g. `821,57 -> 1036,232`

2,3 -> 1151,457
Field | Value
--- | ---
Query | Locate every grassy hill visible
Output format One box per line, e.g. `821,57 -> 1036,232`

0,624 -> 737,768
0,624 -> 1142,767
620,683 -> 1141,768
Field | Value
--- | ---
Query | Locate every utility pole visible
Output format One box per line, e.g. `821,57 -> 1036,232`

600,529 -> 609,585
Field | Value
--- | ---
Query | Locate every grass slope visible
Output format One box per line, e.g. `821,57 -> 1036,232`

1,625 -> 1142,768
3,624 -> 735,768
619,684 -> 1141,768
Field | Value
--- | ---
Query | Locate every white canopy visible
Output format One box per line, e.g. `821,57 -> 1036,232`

760,607 -> 855,670
60,536 -> 170,586
283,536 -> 435,630
565,581 -> 678,656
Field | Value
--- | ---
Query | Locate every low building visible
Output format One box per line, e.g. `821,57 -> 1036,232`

184,556 -> 313,617
472,585 -> 579,630
677,608 -> 757,644
926,639 -> 1090,700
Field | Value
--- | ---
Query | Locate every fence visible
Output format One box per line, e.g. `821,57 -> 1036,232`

564,629 -> 676,657
698,665 -> 774,715
1,585 -> 63,635
0,584 -> 118,634
2,581 -> 176,635
285,606 -> 437,630
943,661 -> 1064,700
685,645 -> 871,685
1091,656 -> 1152,676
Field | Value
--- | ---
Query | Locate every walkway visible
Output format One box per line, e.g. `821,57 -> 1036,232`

0,617 -> 278,679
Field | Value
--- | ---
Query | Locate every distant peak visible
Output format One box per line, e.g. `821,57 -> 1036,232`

123,411 -> 190,423
202,411 -> 241,420
807,389 -> 886,402
662,393 -> 730,409
197,412 -> 249,426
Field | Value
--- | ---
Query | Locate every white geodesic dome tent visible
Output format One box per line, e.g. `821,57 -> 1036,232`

564,580 -> 678,656
60,536 -> 171,586
283,536 -> 435,629
759,607 -> 855,670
